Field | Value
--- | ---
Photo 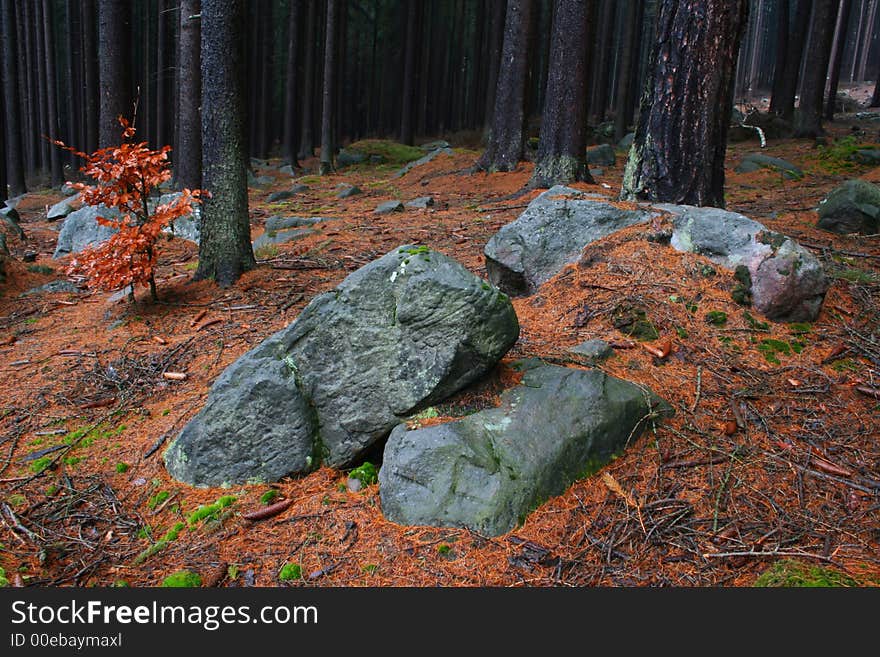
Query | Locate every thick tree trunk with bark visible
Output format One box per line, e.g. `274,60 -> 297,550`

482,0 -> 507,137
35,0 -> 49,172
42,0 -> 62,186
621,0 -> 748,208
477,0 -> 532,172
825,0 -> 852,120
1,0 -> 25,195
769,0 -> 789,112
82,0 -> 99,153
794,0 -> 836,137
98,0 -> 132,147
590,0 -> 614,124
530,0 -> 593,188
614,0 -> 639,140
319,0 -> 337,175
282,0 -> 300,164
298,0 -> 316,159
175,0 -> 201,189
770,0 -> 811,120
197,0 -> 254,287
399,0 -> 418,145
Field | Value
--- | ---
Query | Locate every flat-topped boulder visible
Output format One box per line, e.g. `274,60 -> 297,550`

816,179 -> 880,235
380,361 -> 669,536
164,245 -> 520,487
53,204 -> 121,258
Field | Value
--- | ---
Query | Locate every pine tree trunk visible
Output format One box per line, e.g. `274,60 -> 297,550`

175,0 -> 201,189
21,0 -> 38,172
482,0 -> 506,137
282,0 -> 300,164
82,0 -> 99,154
66,0 -> 82,170
399,0 -> 418,145
257,5 -> 272,158
34,0 -> 50,172
530,0 -> 592,188
769,0 -> 789,112
98,0 -> 132,147
298,0 -> 316,159
825,0 -> 853,120
477,0 -> 533,172
770,0 -> 811,120
613,0 -> 639,140
0,88 -> 6,204
794,0 -> 836,137
156,0 -> 175,150
319,0 -> 337,175
621,0 -> 749,207
197,0 -> 254,287
1,0 -> 26,195
42,0 -> 62,187
590,0 -> 614,124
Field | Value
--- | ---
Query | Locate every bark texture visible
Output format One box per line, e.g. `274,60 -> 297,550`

794,0 -> 836,137
770,0 -> 811,120
1,0 -> 25,194
97,0 -> 132,147
319,0 -> 337,175
197,0 -> 254,287
282,0 -> 300,164
175,0 -> 202,190
620,0 -> 749,208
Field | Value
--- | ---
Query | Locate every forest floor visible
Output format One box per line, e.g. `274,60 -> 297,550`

1,115 -> 879,588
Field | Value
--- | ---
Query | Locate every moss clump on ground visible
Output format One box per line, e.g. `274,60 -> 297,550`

347,139 -> 424,165
758,338 -> 792,364
349,462 -> 378,486
278,563 -> 303,582
260,489 -> 280,505
611,303 -> 659,341
705,310 -> 728,326
754,559 -> 860,587
133,522 -> 186,565
731,265 -> 753,306
187,495 -> 236,526
160,570 -> 202,587
147,490 -> 170,510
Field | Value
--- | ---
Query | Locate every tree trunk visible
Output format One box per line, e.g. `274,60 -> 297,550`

175,0 -> 201,189
614,0 -> 639,140
319,0 -> 337,174
530,0 -> 593,188
156,0 -> 175,150
825,0 -> 853,120
590,0 -> 614,124
21,0 -> 38,172
66,0 -> 82,170
621,0 -> 749,207
794,0 -> 836,137
399,0 -> 418,145
42,0 -> 62,187
282,0 -> 300,164
197,0 -> 254,287
82,0 -> 99,154
770,0 -> 811,120
298,0 -> 316,159
477,0 -> 533,172
98,0 -> 132,146
769,0 -> 789,111
1,0 -> 25,195
34,0 -> 49,172
482,0 -> 507,137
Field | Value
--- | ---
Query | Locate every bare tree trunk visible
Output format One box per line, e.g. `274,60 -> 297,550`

825,0 -> 853,120
282,0 -> 300,164
770,0 -> 811,120
770,0 -> 789,110
197,0 -> 254,287
175,0 -> 201,189
319,0 -> 337,175
1,0 -> 25,194
399,0 -> 418,145
482,0 -> 507,137
476,0 -> 533,172
35,0 -> 49,172
530,0 -> 593,188
98,0 -> 132,146
857,0 -> 877,81
298,0 -> 316,159
794,0 -> 836,137
621,0 -> 749,207
613,0 -> 639,140
590,0 -> 614,124
42,0 -> 62,186
82,0 -> 99,153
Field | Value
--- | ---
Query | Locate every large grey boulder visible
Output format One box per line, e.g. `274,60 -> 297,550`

734,153 -> 802,179
265,216 -> 335,232
374,200 -> 404,214
618,133 -> 635,150
53,204 -> 121,258
1,205 -> 24,239
47,197 -> 77,221
164,245 -> 520,487
252,227 -> 314,251
380,362 -> 667,536
155,192 -> 201,243
667,205 -> 828,321
484,185 -> 651,295
337,184 -> 362,199
586,144 -> 616,166
337,148 -> 369,168
393,147 -> 454,178
816,179 -> 880,235
405,196 -> 434,209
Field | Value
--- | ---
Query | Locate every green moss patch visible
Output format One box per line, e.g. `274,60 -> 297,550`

757,338 -> 792,364
347,139 -> 424,165
187,495 -> 236,526
705,311 -> 728,326
278,562 -> 303,582
349,462 -> 378,486
754,559 -> 860,587
160,570 -> 202,588
612,303 -> 659,341
731,265 -> 753,306
260,489 -> 280,505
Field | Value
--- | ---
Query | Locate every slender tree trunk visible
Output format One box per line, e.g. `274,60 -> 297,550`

770,0 -> 811,120
825,0 -> 853,120
22,0 -> 38,172
530,0 -> 593,188
42,0 -> 62,186
298,0 -> 316,159
282,0 -> 300,164
197,0 -> 254,287
66,0 -> 82,170
98,0 -> 132,146
482,0 -> 506,137
399,0 -> 418,145
769,0 -> 789,111
82,0 -> 99,153
175,0 -> 201,189
857,0 -> 877,81
156,0 -> 174,149
1,0 -> 25,194
0,88 -> 6,204
794,0 -> 836,137
614,0 -> 639,140
319,0 -> 337,175
35,0 -> 49,172
477,0 -> 533,172
257,5 -> 272,158
621,0 -> 749,207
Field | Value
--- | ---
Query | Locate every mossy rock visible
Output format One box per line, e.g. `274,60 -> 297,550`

611,303 -> 659,341
754,559 -> 860,587
346,139 -> 424,165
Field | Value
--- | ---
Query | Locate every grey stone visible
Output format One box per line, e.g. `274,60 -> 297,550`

1,205 -> 24,239
268,190 -> 296,202
53,204 -> 121,258
379,363 -> 667,536
47,198 -> 76,221
569,339 -> 614,362
337,184 -> 362,199
420,140 -> 451,151
165,246 -> 519,487
22,280 -> 82,296
60,183 -> 79,196
0,233 -> 7,256
404,196 -> 434,209
154,192 -> 201,243
253,227 -> 315,251
816,179 -> 880,234
337,149 -> 368,167
589,168 -> 604,177
734,153 -> 802,179
666,205 -> 828,321
586,143 -> 616,166
731,107 -> 746,124
265,216 -> 322,232
618,133 -> 635,150
484,185 -> 651,295
290,184 -> 309,194
248,170 -> 273,187
279,164 -> 296,176
852,149 -> 880,165
393,148 -> 454,178
374,200 -> 404,215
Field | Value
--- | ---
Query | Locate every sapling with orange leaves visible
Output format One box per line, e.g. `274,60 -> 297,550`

54,117 -> 203,302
